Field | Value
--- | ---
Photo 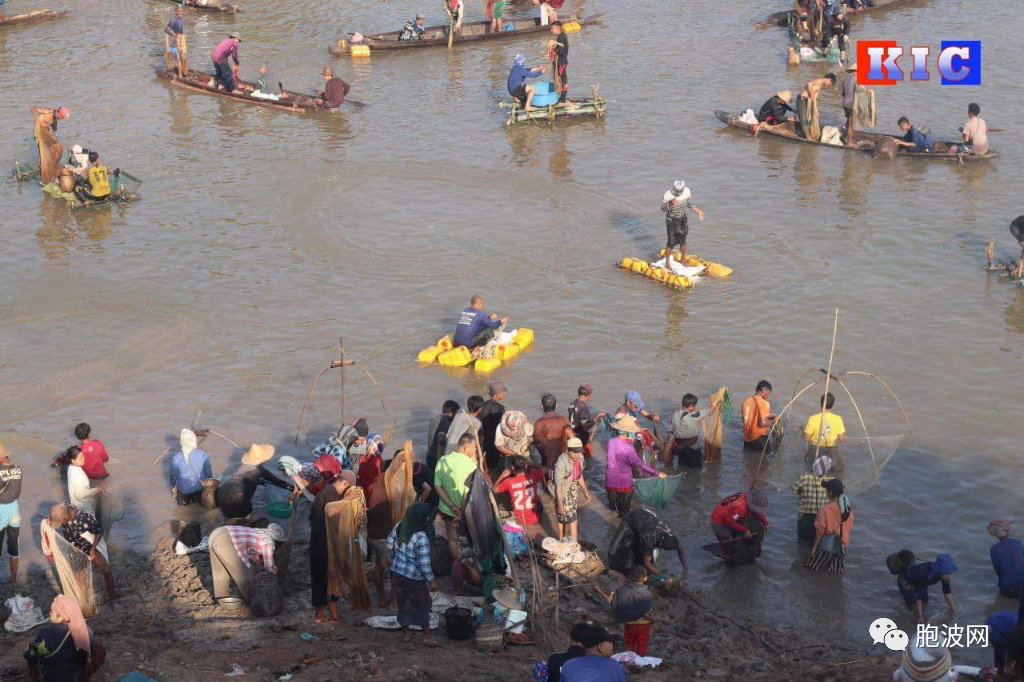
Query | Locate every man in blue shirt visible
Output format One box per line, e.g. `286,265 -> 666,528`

507,53 -> 548,112
169,428 -> 213,505
560,624 -> 626,682
896,117 -> 933,152
453,295 -> 507,351
165,6 -> 185,73
990,520 -> 1024,598
897,552 -> 957,623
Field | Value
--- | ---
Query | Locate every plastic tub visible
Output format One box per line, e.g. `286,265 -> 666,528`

531,82 -> 559,107
267,501 -> 293,519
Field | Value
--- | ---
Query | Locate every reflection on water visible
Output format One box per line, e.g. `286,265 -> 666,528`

792,143 -> 823,203
1005,288 -> 1024,335
837,151 -> 873,219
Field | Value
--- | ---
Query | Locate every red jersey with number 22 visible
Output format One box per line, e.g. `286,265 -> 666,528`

495,470 -> 545,525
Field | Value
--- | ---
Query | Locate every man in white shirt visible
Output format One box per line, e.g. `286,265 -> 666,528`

957,102 -> 989,156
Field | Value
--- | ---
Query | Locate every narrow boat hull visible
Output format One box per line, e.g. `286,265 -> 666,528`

154,67 -> 331,113
0,9 -> 68,29
330,14 -> 601,55
714,110 -> 999,162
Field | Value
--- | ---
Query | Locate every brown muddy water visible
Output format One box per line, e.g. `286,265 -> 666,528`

1,0 -> 1022,664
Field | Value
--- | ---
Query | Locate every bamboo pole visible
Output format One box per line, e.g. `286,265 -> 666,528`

812,309 -> 840,461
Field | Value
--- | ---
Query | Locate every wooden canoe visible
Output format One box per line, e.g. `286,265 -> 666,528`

330,13 -> 601,55
0,9 -> 68,29
500,86 -> 607,125
154,67 -> 333,113
714,110 -> 999,162
162,0 -> 241,14
756,0 -> 917,29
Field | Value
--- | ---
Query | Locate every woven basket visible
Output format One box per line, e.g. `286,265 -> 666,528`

430,536 -> 452,577
474,622 -> 503,652
250,571 -> 283,618
200,478 -> 220,510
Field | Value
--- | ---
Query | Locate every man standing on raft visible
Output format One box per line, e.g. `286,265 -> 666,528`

660,180 -> 705,271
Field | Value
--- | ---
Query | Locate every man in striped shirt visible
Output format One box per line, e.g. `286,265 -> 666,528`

660,180 -> 705,267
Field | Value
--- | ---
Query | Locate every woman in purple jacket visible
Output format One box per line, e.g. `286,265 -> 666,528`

604,415 -> 664,518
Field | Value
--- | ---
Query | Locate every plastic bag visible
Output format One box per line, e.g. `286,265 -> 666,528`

4,595 -> 48,633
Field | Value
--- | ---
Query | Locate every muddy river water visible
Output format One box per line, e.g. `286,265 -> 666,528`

1,0 -> 1023,664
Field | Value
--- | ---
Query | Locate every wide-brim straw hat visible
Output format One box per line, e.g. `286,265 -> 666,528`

0,442 -> 9,458
241,443 -> 275,466
610,414 -> 640,434
493,587 -> 522,610
777,90 -> 793,104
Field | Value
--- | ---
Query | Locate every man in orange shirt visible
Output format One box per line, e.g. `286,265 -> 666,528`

741,380 -> 778,452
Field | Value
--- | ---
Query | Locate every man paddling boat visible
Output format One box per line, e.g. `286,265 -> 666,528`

955,103 -> 989,156
318,67 -> 350,109
211,32 -> 242,94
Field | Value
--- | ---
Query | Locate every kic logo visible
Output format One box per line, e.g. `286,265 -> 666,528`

856,41 -> 981,86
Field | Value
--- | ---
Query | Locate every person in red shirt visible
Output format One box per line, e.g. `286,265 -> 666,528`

710,489 -> 771,544
493,456 -> 545,528
74,423 -> 109,479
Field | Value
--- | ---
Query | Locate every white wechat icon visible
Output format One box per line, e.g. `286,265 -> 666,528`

869,617 -> 898,645
885,629 -> 910,652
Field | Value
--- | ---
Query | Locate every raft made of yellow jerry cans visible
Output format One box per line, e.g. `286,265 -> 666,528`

618,258 -> 693,290
417,328 -> 535,375
657,249 -> 733,277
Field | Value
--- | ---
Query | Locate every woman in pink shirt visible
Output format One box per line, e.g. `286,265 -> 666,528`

75,423 -> 109,479
604,415 -> 663,518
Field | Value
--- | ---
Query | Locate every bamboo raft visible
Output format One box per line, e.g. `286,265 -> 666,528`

0,9 -> 68,29
500,85 -> 606,126
154,67 -> 333,113
329,14 -> 600,56
715,110 -> 999,163
160,0 -> 241,14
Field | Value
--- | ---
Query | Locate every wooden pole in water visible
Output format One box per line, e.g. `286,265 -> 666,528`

339,336 -> 345,426
987,239 -> 995,269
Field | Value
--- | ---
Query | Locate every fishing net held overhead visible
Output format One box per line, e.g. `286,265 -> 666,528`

749,370 -> 912,496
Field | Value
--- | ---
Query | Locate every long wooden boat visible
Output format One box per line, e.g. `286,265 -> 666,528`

162,0 -> 241,14
500,85 -> 607,125
0,9 -> 68,29
154,67 -> 333,113
714,110 -> 999,163
756,0 -> 917,29
330,13 -> 601,56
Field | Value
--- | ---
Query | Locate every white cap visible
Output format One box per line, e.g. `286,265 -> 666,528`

72,144 -> 83,154
672,180 -> 686,194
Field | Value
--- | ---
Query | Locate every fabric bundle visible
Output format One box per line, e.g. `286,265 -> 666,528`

324,489 -> 371,611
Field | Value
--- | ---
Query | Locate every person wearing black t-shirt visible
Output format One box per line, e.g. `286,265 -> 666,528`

548,21 -> 569,104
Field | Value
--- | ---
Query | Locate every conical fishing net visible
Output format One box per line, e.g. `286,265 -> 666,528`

40,520 -> 96,617
633,472 -> 684,509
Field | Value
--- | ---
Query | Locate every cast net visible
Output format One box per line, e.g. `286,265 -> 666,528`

384,449 -> 414,528
40,520 -> 97,617
324,490 -> 371,611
